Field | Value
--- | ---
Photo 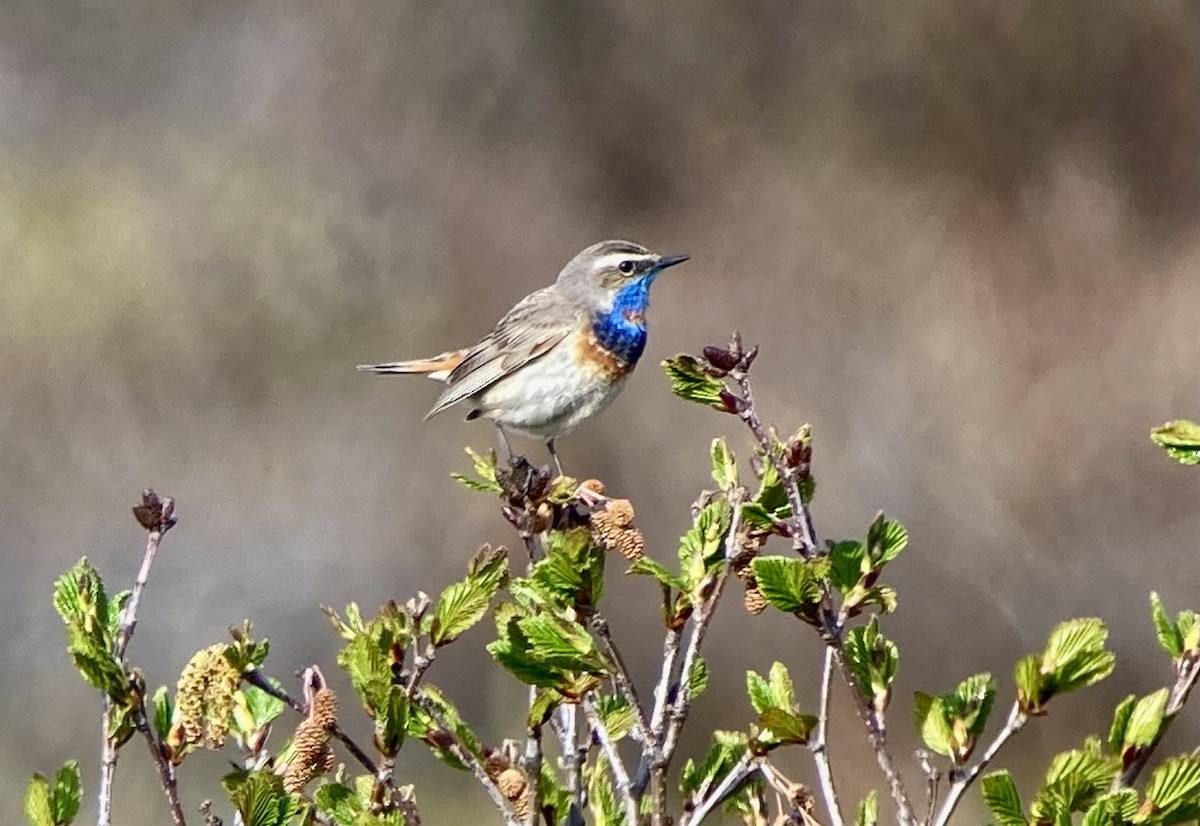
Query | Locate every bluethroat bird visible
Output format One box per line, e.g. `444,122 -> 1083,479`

357,240 -> 689,473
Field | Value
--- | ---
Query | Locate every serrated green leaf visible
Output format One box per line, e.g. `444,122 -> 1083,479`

1045,747 -> 1119,793
1014,654 -> 1045,714
981,770 -> 1028,826
747,670 -> 774,715
533,527 -> 605,608
1151,592 -> 1183,659
1036,619 -> 1115,700
866,513 -> 907,566
1031,774 -> 1095,823
680,732 -> 747,796
431,580 -> 492,647
767,662 -> 795,711
711,437 -> 738,489
25,774 -> 53,826
598,694 -> 636,741
857,790 -> 878,826
1081,790 -> 1139,826
1124,688 -> 1169,751
953,673 -> 997,739
913,692 -> 955,757
679,500 -> 732,593
1150,420 -> 1200,465
749,556 -> 826,617
588,752 -> 622,826
662,355 -> 727,407
844,619 -> 898,708
1179,612 -> 1200,655
528,689 -> 560,727
222,770 -> 302,826
314,782 -> 363,825
627,557 -> 686,591
1107,695 -> 1135,757
451,447 -> 503,492
758,708 -> 815,745
240,682 -> 285,730
50,761 -> 81,826
520,613 -> 608,674
1145,755 -> 1200,818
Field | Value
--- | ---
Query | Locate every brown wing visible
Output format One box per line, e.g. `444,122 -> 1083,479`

424,286 -> 579,419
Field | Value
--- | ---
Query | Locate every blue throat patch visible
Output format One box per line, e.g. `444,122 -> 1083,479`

591,274 -> 656,364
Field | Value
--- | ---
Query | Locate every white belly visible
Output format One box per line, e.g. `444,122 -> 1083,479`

472,340 -> 628,439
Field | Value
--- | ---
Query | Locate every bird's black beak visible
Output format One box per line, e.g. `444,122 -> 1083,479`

656,254 -> 689,270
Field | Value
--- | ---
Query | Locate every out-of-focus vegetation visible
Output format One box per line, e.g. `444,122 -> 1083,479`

3,2 -> 1197,823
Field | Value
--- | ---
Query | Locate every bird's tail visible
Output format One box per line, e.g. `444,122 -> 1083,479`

356,349 -> 466,383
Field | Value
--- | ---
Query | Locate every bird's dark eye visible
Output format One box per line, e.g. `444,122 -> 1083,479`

618,260 -> 636,274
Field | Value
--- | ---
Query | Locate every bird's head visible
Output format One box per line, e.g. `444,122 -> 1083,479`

556,240 -> 689,313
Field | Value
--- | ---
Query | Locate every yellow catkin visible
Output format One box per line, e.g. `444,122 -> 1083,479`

174,644 -> 240,752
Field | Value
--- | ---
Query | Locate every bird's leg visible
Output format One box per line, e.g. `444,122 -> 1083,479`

494,424 -> 514,463
546,438 -> 564,478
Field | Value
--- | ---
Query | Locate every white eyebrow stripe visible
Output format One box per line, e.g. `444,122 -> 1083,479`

593,252 -> 654,271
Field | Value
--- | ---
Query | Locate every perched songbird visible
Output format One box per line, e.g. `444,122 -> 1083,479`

357,240 -> 688,472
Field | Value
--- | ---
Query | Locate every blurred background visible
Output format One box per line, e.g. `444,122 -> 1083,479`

3,1 -> 1197,822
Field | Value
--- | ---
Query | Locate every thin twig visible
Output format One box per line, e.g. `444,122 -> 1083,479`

830,644 -> 918,826
931,702 -> 1026,826
589,612 -> 656,750
811,647 -> 846,826
100,499 -> 173,826
683,751 -> 758,826
134,708 -> 187,826
523,698 -> 543,826
1118,652 -> 1200,787
583,694 -> 640,826
562,704 -> 585,826
649,627 -> 683,743
916,751 -> 941,826
244,669 -> 382,779
411,693 -> 522,826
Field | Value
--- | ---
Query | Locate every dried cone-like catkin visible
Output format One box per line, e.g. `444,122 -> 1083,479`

580,479 -> 606,496
497,768 -> 530,821
589,499 -> 645,560
283,719 -> 327,794
310,686 -> 338,730
743,581 -> 768,616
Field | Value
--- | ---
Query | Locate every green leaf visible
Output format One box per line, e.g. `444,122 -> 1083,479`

1045,744 -> 1119,795
1038,618 -> 1116,699
689,657 -> 710,700
451,447 -> 503,492
1123,688 -> 1168,751
533,528 -> 605,608
520,613 -> 608,674
151,686 -> 173,740
913,692 -> 955,758
1107,695 -> 1136,757
431,580 -> 492,647
588,752 -> 622,826
857,790 -> 878,826
758,708 -> 816,745
662,355 -> 727,408
1031,774 -> 1096,823
678,500 -> 732,594
1144,755 -> 1200,818
627,557 -> 686,591
866,513 -> 907,566
314,782 -> 363,825
222,770 -> 302,826
1151,592 -> 1183,659
51,761 -> 82,826
746,670 -> 774,715
710,437 -> 738,489
25,774 -> 53,826
844,618 -> 898,711
749,556 -> 826,618
1081,790 -> 1139,826
680,731 -> 748,797
828,541 -> 867,593
981,770 -> 1028,826
768,661 -> 796,711
597,694 -> 636,741
1150,420 -> 1200,465
1014,654 -> 1046,714
240,682 -> 286,730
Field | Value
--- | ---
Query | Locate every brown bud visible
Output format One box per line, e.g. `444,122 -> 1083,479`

702,345 -> 741,372
716,390 -> 748,415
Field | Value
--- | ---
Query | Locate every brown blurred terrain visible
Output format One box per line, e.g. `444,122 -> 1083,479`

2,2 -> 1197,823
